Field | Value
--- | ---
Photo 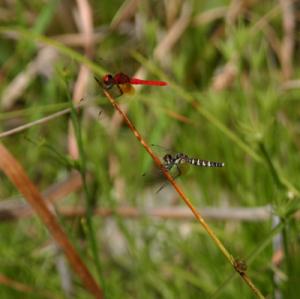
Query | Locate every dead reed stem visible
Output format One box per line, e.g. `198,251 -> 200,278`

0,143 -> 103,299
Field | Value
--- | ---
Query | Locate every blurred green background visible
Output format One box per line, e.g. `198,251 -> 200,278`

0,0 -> 300,298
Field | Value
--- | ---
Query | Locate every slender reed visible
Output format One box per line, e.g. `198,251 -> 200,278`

0,143 -> 103,299
98,82 -> 265,299
68,98 -> 106,291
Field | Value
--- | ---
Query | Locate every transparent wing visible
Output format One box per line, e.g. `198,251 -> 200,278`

143,146 -> 190,193
155,163 -> 183,193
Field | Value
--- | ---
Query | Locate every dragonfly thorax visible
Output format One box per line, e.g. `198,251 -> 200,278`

162,153 -> 188,171
114,72 -> 131,84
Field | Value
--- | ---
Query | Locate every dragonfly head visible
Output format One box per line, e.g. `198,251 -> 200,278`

162,154 -> 173,164
102,74 -> 114,89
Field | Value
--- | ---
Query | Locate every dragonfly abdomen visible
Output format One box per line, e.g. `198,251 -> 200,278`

188,158 -> 224,167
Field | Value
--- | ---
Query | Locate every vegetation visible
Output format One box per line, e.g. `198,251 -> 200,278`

0,0 -> 300,298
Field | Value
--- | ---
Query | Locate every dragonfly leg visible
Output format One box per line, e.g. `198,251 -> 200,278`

155,166 -> 182,193
116,84 -> 124,97
174,165 -> 182,178
155,182 -> 168,193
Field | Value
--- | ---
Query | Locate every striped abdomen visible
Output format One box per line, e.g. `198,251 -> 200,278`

186,157 -> 224,167
163,153 -> 225,170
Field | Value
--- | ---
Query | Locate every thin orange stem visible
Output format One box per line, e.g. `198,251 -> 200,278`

101,88 -> 265,299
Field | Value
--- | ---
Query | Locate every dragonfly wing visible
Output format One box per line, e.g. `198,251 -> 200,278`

155,181 -> 168,193
155,164 -> 183,193
177,163 -> 190,175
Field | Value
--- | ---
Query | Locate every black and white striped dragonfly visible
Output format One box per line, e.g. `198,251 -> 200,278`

155,152 -> 225,192
162,152 -> 224,170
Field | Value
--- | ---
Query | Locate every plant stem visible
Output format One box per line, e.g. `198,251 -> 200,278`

100,85 -> 265,299
69,101 -> 105,291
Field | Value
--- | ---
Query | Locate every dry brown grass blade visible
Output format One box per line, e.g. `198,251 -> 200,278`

1,47 -> 58,110
0,171 -> 83,220
164,109 -> 194,124
211,62 -> 238,91
0,107 -> 74,139
0,273 -> 56,299
68,0 -> 95,159
279,0 -> 295,80
53,32 -> 104,47
110,0 -> 140,30
154,1 -> 192,62
57,205 -> 274,222
193,6 -> 227,26
0,143 -> 103,299
164,0 -> 182,28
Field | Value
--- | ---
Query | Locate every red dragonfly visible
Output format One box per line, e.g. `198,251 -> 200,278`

101,72 -> 168,96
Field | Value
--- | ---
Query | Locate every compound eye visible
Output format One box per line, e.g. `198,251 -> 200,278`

163,154 -> 172,162
102,74 -> 114,89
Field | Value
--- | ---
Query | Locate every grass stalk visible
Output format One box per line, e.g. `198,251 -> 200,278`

0,143 -> 103,298
68,96 -> 106,292
258,141 -> 293,273
211,219 -> 287,298
98,82 -> 265,299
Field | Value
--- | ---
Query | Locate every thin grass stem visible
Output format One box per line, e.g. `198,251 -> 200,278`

68,100 -> 106,292
99,83 -> 265,299
211,218 -> 287,298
